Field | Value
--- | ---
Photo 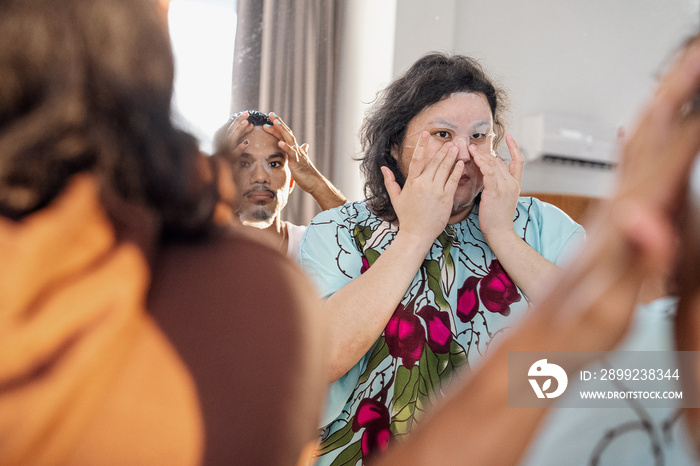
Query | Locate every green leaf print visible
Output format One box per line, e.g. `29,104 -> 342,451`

436,230 -> 456,295
423,259 -> 449,311
358,337 -> 389,385
393,365 -> 420,411
419,343 -> 442,395
415,379 -> 429,417
318,420 -> 355,455
437,340 -> 469,387
353,224 -> 374,251
329,439 -> 363,466
410,344 -> 444,420
365,247 -> 380,268
391,365 -> 420,436
449,339 -> 468,369
436,229 -> 454,256
391,400 -> 416,437
435,350 -> 450,375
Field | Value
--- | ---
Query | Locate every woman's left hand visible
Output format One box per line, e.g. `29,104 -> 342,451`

471,134 -> 525,243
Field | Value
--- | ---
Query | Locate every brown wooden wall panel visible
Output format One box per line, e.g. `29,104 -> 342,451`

522,192 -> 603,226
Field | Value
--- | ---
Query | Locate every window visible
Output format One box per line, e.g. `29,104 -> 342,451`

168,0 -> 237,154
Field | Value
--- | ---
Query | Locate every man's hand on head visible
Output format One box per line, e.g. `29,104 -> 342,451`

221,111 -> 254,156
263,113 -> 324,194
261,112 -> 347,210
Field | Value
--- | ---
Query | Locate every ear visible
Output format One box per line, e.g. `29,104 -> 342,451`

390,143 -> 400,161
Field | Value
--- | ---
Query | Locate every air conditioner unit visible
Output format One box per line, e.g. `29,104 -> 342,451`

519,113 -> 618,167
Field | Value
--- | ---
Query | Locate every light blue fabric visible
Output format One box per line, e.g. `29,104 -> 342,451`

520,297 -> 698,466
298,197 -> 586,465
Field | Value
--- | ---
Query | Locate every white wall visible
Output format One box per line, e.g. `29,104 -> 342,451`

451,0 -> 699,196
392,0 -> 457,75
337,0 -> 700,199
333,0 -> 397,202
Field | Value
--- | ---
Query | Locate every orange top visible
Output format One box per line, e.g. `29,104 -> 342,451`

0,176 -> 204,465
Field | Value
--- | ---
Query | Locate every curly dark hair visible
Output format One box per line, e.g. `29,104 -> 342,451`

0,0 -> 216,239
360,53 -> 509,222
212,110 -> 273,153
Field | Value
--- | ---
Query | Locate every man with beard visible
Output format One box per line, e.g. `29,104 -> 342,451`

214,110 -> 346,258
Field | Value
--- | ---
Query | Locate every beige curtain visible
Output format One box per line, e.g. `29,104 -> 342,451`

231,0 -> 344,225
230,0 -> 263,111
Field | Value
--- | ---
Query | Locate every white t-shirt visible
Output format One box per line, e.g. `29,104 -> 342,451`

285,221 -> 307,260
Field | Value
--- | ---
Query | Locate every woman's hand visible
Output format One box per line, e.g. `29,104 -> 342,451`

382,131 -> 464,245
471,134 -> 524,244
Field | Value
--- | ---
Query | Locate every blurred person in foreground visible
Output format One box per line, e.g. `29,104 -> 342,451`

0,0 -> 326,464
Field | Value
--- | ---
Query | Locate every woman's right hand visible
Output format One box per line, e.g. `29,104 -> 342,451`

382,131 -> 463,244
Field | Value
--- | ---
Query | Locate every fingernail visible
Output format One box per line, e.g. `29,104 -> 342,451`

271,112 -> 277,117
264,123 -> 272,127
276,119 -> 281,125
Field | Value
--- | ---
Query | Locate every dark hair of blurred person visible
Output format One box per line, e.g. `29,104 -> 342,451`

0,0 -> 216,240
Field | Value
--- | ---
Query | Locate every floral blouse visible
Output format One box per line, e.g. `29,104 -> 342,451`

298,197 -> 586,466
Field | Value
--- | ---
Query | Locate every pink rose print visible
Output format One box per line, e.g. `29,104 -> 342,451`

360,256 -> 370,274
416,305 -> 452,354
352,398 -> 391,459
479,260 -> 521,316
456,276 -> 480,323
385,303 -> 425,367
